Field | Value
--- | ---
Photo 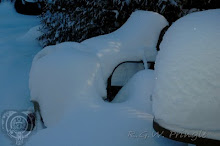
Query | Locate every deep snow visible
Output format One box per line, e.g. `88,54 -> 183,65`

0,1 -> 208,146
81,11 -> 168,81
29,10 -> 168,127
153,9 -> 220,140
27,70 -> 185,146
0,2 -> 41,145
27,10 -> 185,146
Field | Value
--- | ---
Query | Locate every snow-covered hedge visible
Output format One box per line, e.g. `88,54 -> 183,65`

153,9 -> 220,140
38,0 -> 219,47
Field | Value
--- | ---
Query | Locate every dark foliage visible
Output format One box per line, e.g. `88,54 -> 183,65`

14,0 -> 45,15
38,0 -> 220,47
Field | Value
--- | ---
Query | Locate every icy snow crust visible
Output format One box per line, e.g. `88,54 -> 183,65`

30,10 -> 168,126
153,9 -> 220,140
27,11 -> 186,146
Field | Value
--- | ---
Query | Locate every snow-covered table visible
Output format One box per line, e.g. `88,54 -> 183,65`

152,9 -> 220,145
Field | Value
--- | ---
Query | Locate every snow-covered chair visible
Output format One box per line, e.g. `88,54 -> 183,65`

106,61 -> 144,101
29,11 -> 168,126
81,11 -> 168,101
152,9 -> 220,145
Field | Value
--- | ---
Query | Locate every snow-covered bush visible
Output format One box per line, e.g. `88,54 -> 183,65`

39,0 -> 118,47
38,0 -> 180,47
38,0 -> 219,47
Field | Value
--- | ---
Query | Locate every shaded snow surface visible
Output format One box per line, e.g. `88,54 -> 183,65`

0,2 -> 41,145
153,9 -> 220,140
28,70 -> 186,146
28,10 -> 185,146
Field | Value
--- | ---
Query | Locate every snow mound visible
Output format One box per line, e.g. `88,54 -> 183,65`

18,25 -> 41,42
153,9 -> 220,140
82,10 -> 168,80
29,43 -> 106,126
113,70 -> 154,114
29,10 -> 168,126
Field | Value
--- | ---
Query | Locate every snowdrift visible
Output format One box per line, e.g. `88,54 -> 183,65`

27,69 -> 185,146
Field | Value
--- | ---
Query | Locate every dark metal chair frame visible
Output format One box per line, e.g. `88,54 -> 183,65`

106,61 -> 155,102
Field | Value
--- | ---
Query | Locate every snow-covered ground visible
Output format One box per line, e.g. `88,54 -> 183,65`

3,1 -> 217,146
27,69 -> 186,146
0,2 -> 41,145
